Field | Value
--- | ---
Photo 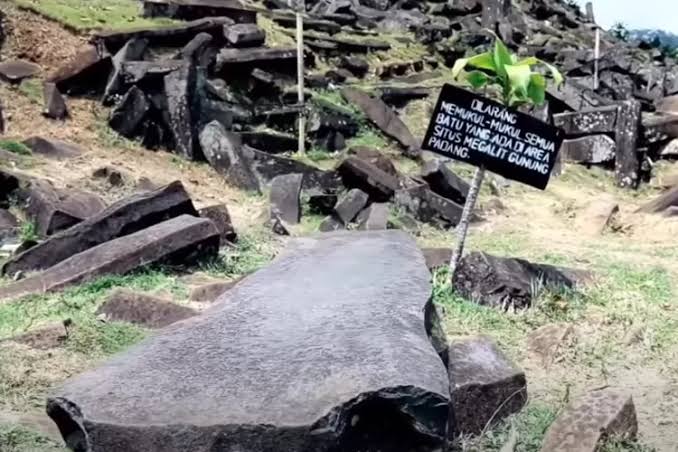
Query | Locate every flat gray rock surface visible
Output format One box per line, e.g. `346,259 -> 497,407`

47,230 -> 450,452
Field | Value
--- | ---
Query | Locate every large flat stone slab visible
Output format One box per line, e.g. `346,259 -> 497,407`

3,181 -> 197,276
142,0 -> 257,23
0,215 -> 218,303
553,106 -> 618,135
46,231 -> 450,451
540,388 -> 638,452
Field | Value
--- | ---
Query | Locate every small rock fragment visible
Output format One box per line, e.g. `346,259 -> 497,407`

97,289 -> 197,329
198,204 -> 237,244
335,188 -> 369,224
356,203 -> 389,230
42,82 -> 68,120
269,173 -> 303,224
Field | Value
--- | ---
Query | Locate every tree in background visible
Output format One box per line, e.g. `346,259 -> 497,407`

447,36 -> 563,274
611,22 -> 630,42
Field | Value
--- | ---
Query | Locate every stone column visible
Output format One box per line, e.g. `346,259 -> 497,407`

614,100 -> 641,189
482,0 -> 511,30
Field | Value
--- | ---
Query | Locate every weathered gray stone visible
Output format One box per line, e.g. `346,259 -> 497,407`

560,135 -> 615,164
198,204 -> 236,244
176,32 -> 215,68
615,100 -> 641,189
199,120 -> 261,192
0,215 -> 219,302
448,336 -> 527,436
319,214 -> 344,232
394,185 -> 465,227
224,23 -> 265,48
337,157 -> 400,202
3,181 -> 197,276
637,185 -> 678,214
269,173 -> 303,224
340,88 -> 420,158
421,159 -> 469,205
46,231 -> 450,451
164,63 -> 201,160
96,289 -> 197,329
189,279 -> 239,303
109,86 -> 150,138
215,47 -> 297,76
0,208 -> 18,241
540,388 -> 638,452
48,45 -> 112,96
660,138 -> 678,157
553,106 -> 618,135
347,146 -> 398,178
103,37 -> 148,104
22,137 -> 82,159
334,189 -> 369,224
452,252 -> 581,310
21,180 -> 106,238
481,0 -> 511,29
0,59 -> 40,83
356,203 -> 389,230
42,82 -> 68,120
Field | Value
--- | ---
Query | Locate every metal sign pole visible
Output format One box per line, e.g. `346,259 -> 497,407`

594,26 -> 600,91
296,0 -> 305,155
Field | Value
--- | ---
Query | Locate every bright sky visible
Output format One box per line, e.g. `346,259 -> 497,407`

575,0 -> 678,33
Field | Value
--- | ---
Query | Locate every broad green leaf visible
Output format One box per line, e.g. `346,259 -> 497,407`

514,56 -> 539,66
465,52 -> 496,72
527,73 -> 546,105
505,64 -> 531,97
466,71 -> 490,89
541,60 -> 564,87
493,37 -> 513,82
451,57 -> 470,79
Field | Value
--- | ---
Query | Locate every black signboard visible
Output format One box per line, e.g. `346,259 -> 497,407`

422,84 -> 564,190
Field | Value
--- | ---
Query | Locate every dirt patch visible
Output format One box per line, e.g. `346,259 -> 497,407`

0,2 -> 86,71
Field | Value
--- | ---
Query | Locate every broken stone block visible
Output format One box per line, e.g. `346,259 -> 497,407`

527,323 -> 574,365
338,55 -> 369,78
319,214 -> 344,232
421,159 -> 469,205
269,212 -> 291,236
356,203 -> 389,230
224,23 -> 265,47
47,45 -> 112,96
307,190 -> 338,215
249,148 -> 342,192
215,47 -> 297,77
103,37 -> 148,104
661,138 -> 678,157
337,157 -> 400,202
0,208 -> 18,241
164,63 -> 201,160
452,252 -> 580,310
448,336 -> 527,436
347,146 -> 398,178
335,188 -> 369,224
96,289 -> 197,329
176,32 -> 215,68
42,82 -> 68,120
552,106 -> 618,135
540,388 -> 638,452
269,173 -> 303,224
21,180 -> 106,238
379,87 -> 430,108
198,204 -> 237,244
0,59 -> 40,83
0,215 -> 219,302
394,184 -> 465,227
109,86 -> 150,138
3,181 -> 197,276
239,130 -> 298,154
560,135 -> 615,164
574,196 -> 619,236
341,87 -> 419,158
615,100 -> 641,189
22,137 -> 82,159
92,166 -> 127,187
92,17 -> 235,52
142,0 -> 257,23
46,230 -> 450,451
199,120 -> 261,192
637,185 -> 678,214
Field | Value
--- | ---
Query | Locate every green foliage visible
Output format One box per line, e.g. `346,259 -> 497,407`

0,140 -> 31,156
66,319 -> 146,356
611,22 -> 631,42
200,232 -> 277,278
0,425 -> 66,452
19,221 -> 39,243
451,35 -> 563,107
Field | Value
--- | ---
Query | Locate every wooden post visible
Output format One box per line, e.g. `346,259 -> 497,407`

593,26 -> 600,91
296,1 -> 305,155
449,166 -> 485,275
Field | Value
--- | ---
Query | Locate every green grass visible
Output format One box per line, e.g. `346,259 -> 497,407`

18,221 -> 39,243
0,140 -> 31,156
346,128 -> 390,150
17,79 -> 43,104
199,230 -> 278,278
13,0 -> 175,30
0,425 -> 66,452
